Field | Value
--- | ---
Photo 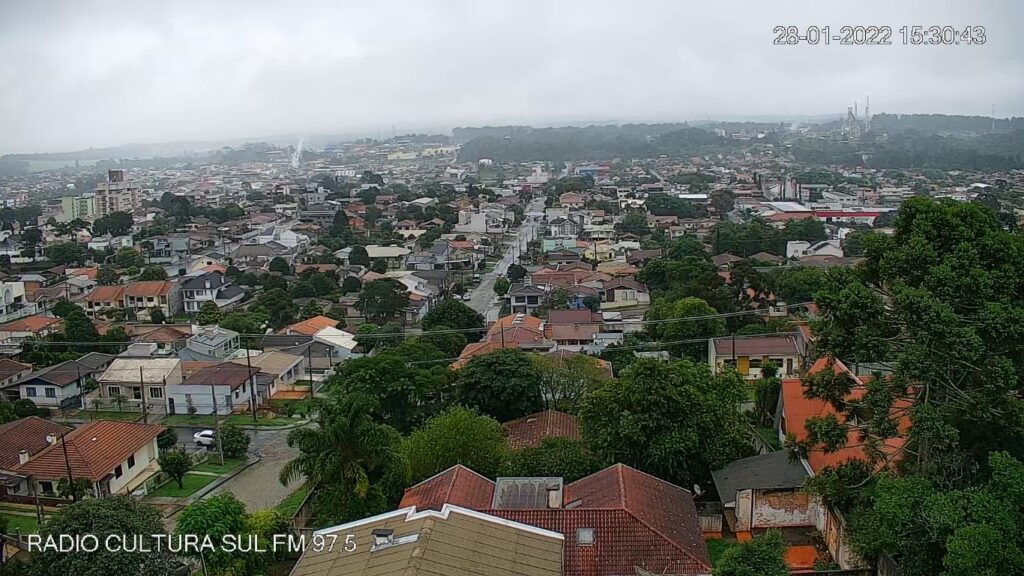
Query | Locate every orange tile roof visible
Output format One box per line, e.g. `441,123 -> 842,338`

782,357 -> 910,473
86,285 -> 125,302
0,417 -> 71,470
13,420 -> 165,481
0,315 -> 61,334
282,315 -> 339,336
490,313 -> 544,332
124,281 -> 172,297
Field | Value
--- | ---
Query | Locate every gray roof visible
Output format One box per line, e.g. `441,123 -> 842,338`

177,347 -> 220,362
711,450 -> 808,505
181,271 -> 227,290
509,283 -> 546,297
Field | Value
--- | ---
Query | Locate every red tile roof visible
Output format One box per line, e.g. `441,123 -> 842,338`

0,358 -> 32,381
124,281 -> 173,297
86,285 -> 125,302
13,420 -> 165,481
400,463 -> 711,576
282,315 -> 339,336
503,410 -> 581,450
400,465 -> 495,511
0,417 -> 71,470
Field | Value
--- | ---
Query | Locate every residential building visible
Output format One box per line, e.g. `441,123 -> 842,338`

547,216 -> 582,238
711,451 -> 817,537
0,315 -> 62,355
786,240 -> 843,259
0,282 -> 37,324
509,283 -> 546,315
167,362 -> 258,416
400,463 -> 712,576
94,169 -> 141,218
289,504 -> 564,576
0,417 -> 72,503
600,277 -> 650,309
0,359 -> 32,396
366,245 -> 411,270
185,325 -> 240,359
60,195 -> 97,222
279,315 -> 339,336
96,357 -> 183,413
708,334 -> 805,379
9,420 -> 165,500
544,309 -> 603,350
123,280 -> 178,320
452,314 -> 555,368
180,271 -> 245,314
84,285 -> 126,317
3,357 -> 110,409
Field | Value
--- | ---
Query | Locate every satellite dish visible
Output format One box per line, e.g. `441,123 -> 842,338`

693,484 -> 704,497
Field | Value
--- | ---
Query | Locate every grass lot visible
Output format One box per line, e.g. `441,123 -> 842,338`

1,512 -> 40,533
706,538 -> 740,566
70,410 -> 142,422
192,457 -> 246,475
162,414 -> 295,427
149,473 -> 217,498
753,426 -> 783,450
274,484 -> 310,518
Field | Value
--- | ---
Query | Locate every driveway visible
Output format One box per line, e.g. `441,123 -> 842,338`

464,197 -> 545,323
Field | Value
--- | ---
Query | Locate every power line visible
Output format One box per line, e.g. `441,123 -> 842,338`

16,301 -> 811,347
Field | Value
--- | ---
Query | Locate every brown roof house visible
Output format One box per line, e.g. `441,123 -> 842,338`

0,416 -> 70,503
708,333 -> 807,380
166,362 -> 260,416
288,505 -> 564,576
7,420 -> 165,502
2,356 -> 112,410
400,463 -> 712,576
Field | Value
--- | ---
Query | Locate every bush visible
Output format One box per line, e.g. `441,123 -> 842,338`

220,424 -> 250,459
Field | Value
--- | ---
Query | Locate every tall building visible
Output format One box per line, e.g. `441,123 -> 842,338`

60,194 -> 97,222
94,169 -> 140,218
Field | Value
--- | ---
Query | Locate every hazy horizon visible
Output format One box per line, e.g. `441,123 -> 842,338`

2,0 -> 1021,155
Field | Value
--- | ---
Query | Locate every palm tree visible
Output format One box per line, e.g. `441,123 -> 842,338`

279,393 -> 408,498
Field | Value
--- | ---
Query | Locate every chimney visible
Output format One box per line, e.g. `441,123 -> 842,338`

546,488 -> 561,509
371,528 -> 394,548
204,279 -> 211,289
18,450 -> 29,465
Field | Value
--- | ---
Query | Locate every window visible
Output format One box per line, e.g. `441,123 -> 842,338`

40,481 -> 54,495
132,387 -> 142,400
577,528 -> 595,545
114,465 -> 123,479
107,386 -> 120,397
25,386 -> 37,397
149,387 -> 163,399
749,358 -> 763,369
45,387 -> 56,398
127,455 -> 135,468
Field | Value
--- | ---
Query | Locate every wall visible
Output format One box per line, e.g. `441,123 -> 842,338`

165,383 -> 249,415
108,438 -> 158,495
751,489 -> 819,528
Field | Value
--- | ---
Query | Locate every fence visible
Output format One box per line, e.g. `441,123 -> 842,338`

695,501 -> 723,535
289,486 -> 318,539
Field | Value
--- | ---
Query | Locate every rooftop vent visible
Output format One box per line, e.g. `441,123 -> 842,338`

18,450 -> 29,465
371,528 -> 394,548
577,528 -> 595,546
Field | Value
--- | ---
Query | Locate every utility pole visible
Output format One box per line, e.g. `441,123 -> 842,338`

245,347 -> 257,424
138,366 -> 147,425
59,431 -> 76,502
305,344 -> 313,402
210,384 -> 224,466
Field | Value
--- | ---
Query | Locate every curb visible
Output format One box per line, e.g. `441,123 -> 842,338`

161,455 -> 262,518
161,419 -> 312,432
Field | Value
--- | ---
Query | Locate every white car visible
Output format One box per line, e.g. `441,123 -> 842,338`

193,429 -> 216,447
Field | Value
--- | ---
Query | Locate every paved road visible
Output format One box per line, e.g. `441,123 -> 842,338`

173,425 -> 301,512
465,198 -> 546,323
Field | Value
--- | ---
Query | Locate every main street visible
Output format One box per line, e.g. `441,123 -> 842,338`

464,197 -> 545,323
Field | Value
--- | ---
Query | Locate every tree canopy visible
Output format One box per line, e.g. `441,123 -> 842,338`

455,349 -> 544,422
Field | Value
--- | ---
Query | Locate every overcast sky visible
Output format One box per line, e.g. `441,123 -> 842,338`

1,0 -> 1021,154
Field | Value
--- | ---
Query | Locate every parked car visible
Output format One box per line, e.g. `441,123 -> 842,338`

193,429 -> 216,447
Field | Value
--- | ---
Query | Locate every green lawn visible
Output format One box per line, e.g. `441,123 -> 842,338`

274,484 -> 310,518
162,414 -> 295,427
149,473 -> 218,498
73,410 -> 142,422
1,512 -> 39,534
706,538 -> 740,566
192,457 -> 246,474
753,426 -> 783,450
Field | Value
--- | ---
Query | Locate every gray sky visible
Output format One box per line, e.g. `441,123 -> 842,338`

1,0 -> 1021,154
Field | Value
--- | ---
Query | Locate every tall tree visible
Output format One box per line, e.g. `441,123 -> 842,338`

580,358 -> 749,487
455,349 -> 544,421
196,300 -> 223,325
421,299 -> 484,342
403,406 -> 507,482
32,496 -> 178,576
356,279 -> 408,323
714,530 -> 789,576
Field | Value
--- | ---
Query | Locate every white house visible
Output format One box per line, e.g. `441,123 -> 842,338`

166,362 -> 258,416
786,240 -> 844,259
180,271 -> 245,314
